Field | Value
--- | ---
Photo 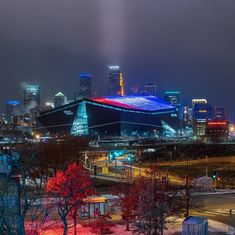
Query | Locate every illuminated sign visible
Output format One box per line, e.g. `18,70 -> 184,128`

199,110 -> 208,113
208,121 -> 227,126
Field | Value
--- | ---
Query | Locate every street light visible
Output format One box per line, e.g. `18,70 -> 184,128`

212,171 -> 217,191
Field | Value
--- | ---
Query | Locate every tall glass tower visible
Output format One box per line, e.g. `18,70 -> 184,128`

107,65 -> 124,96
164,90 -> 180,106
80,73 -> 92,97
6,100 -> 20,124
74,73 -> 92,100
23,83 -> 40,112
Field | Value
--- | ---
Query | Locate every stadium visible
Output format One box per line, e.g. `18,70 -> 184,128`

37,95 -> 180,137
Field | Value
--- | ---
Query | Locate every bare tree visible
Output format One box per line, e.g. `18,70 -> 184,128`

133,167 -> 184,235
112,183 -> 138,231
37,136 -> 89,178
0,182 -> 19,235
15,144 -> 44,235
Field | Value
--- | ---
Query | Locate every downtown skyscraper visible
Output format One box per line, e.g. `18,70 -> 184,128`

74,73 -> 92,100
79,73 -> 92,97
107,65 -> 124,96
23,83 -> 40,112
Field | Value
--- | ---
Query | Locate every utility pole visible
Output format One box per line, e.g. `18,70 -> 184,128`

185,155 -> 190,217
139,160 -> 142,176
130,159 -> 133,182
115,160 -> 118,179
228,209 -> 233,234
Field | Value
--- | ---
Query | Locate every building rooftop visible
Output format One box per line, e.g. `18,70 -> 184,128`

39,95 -> 175,116
55,92 -> 66,97
183,216 -> 207,225
90,95 -> 174,112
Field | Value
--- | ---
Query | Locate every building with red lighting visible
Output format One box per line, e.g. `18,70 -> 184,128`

36,95 -> 180,137
206,120 -> 229,142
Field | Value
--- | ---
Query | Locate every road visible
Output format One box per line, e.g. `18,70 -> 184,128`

195,194 -> 235,226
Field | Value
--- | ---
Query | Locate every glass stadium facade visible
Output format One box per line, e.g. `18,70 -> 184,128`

37,95 -> 180,137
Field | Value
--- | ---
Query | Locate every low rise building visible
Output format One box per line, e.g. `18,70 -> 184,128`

206,120 -> 229,142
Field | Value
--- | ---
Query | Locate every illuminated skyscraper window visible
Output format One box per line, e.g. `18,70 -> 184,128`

70,102 -> 88,136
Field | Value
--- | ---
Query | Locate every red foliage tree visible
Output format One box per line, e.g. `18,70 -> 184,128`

46,163 -> 93,235
90,214 -> 114,235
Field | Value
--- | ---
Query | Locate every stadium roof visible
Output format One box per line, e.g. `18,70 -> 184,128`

90,95 -> 174,112
39,95 -> 175,117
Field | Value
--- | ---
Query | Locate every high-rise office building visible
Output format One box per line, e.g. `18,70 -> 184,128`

192,99 -> 213,138
164,90 -> 181,118
107,65 -> 124,96
193,103 -> 213,121
6,100 -> 20,124
206,120 -> 229,142
79,73 -> 92,97
164,91 -> 180,106
23,83 -> 40,112
214,107 -> 227,120
54,92 -> 68,108
144,83 -> 157,96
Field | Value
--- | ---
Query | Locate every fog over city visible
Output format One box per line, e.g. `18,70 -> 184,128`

0,0 -> 235,118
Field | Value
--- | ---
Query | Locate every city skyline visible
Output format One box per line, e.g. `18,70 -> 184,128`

0,0 -> 235,119
1,67 -> 233,121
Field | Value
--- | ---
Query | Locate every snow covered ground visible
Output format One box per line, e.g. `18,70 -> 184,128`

166,218 -> 232,234
42,224 -> 132,235
38,218 -> 233,235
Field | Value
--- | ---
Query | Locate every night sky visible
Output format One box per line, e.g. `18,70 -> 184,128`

0,0 -> 235,119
